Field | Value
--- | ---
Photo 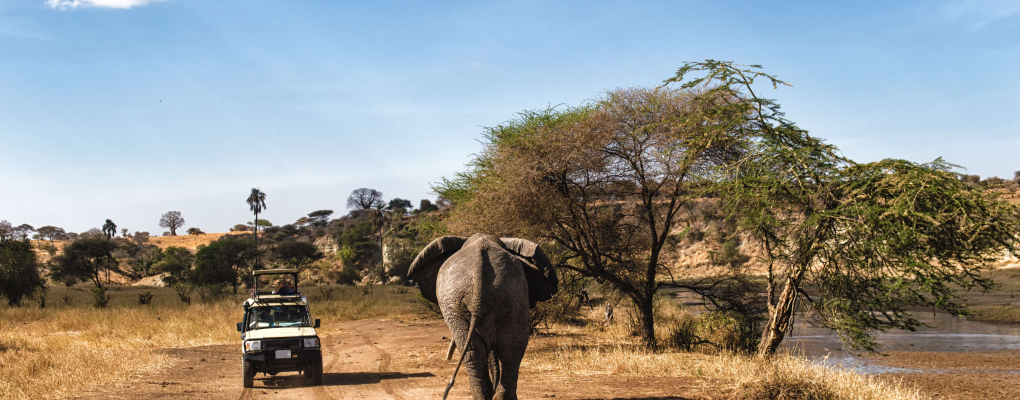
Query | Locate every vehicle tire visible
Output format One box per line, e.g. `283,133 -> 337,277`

242,358 -> 255,388
312,361 -> 323,385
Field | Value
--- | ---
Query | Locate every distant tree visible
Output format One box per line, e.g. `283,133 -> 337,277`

964,175 -> 981,186
273,241 -> 323,271
1014,170 -> 1020,182
187,227 -> 205,236
417,199 -> 439,213
101,219 -> 117,284
435,196 -> 452,209
83,228 -> 104,238
36,226 -> 67,245
230,224 -> 251,232
247,188 -> 267,270
346,188 -> 384,210
50,238 -> 115,288
0,239 -> 46,307
121,233 -> 158,276
192,238 -> 254,294
13,224 -> 34,240
294,217 -> 312,228
307,210 -> 334,227
386,198 -> 412,212
121,228 -> 129,238
986,176 -> 1005,187
0,221 -> 12,240
152,246 -> 195,286
254,219 -> 272,227
159,211 -> 186,236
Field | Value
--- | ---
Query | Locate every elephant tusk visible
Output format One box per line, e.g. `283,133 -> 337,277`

446,339 -> 457,361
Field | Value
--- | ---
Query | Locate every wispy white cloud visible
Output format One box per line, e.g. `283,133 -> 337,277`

45,0 -> 168,10
939,0 -> 1020,27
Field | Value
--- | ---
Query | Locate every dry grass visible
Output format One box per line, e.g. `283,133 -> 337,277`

524,305 -> 927,400
0,284 -> 418,400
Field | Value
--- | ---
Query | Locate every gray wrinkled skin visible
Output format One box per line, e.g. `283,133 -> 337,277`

409,233 -> 547,400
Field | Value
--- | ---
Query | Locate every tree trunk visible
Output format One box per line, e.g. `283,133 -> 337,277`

639,296 -> 656,347
756,277 -> 799,358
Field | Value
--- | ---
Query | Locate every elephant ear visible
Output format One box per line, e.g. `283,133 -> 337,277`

407,236 -> 467,304
501,238 -> 559,308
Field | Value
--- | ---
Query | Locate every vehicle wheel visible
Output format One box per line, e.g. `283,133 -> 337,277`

312,361 -> 323,385
242,358 -> 255,388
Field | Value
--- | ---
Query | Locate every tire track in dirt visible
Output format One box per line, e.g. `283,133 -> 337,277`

346,324 -> 409,400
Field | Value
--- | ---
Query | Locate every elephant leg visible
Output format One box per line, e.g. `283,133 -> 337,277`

463,335 -> 494,400
493,356 -> 520,400
488,351 -> 501,393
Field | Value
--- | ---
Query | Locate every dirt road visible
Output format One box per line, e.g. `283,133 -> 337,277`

76,319 -> 702,400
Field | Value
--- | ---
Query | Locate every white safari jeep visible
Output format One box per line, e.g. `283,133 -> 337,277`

237,269 -> 323,388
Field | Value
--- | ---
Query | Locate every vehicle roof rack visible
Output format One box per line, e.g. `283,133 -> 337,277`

251,269 -> 300,301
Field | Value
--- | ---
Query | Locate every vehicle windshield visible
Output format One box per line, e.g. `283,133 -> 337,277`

246,305 -> 311,330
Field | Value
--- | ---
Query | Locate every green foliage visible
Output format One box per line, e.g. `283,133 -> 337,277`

273,241 -> 324,271
416,199 -> 439,213
192,238 -> 254,294
50,238 -> 114,288
386,198 -> 412,211
172,283 -> 193,304
0,239 -> 46,307
339,220 -> 377,264
335,245 -> 358,266
89,286 -> 110,308
335,266 -> 360,286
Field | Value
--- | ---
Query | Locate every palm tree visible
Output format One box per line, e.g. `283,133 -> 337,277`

246,188 -> 267,270
102,219 -> 117,285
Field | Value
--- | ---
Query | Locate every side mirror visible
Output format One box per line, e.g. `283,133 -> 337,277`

314,319 -> 321,328
236,322 -> 243,332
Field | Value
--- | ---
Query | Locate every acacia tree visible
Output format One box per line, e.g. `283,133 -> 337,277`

307,210 -> 334,227
192,238 -> 254,294
659,61 -> 1020,356
438,82 -> 751,345
159,211 -> 186,236
273,241 -> 323,271
347,188 -> 384,210
36,226 -> 67,245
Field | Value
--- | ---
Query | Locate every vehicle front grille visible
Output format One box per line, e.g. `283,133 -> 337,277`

264,339 -> 301,350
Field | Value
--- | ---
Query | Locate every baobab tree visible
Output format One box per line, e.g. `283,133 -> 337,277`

159,211 -> 186,236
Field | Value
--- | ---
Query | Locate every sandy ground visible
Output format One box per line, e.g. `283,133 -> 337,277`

866,351 -> 1020,400
75,319 -> 708,400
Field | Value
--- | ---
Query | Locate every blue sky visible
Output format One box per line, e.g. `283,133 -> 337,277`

1,0 -> 1018,234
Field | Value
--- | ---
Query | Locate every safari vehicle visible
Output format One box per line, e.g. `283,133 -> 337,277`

237,269 -> 323,388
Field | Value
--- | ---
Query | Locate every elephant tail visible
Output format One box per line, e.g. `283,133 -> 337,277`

442,313 -> 479,400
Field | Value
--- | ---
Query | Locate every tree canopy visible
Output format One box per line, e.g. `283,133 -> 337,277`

192,238 -> 254,293
159,211 -> 186,236
347,188 -> 384,210
50,238 -> 115,288
273,241 -> 323,271
0,239 -> 45,306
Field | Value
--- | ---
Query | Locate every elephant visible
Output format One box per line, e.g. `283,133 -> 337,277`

407,233 -> 558,400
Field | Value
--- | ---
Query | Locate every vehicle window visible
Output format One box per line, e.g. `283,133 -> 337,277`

246,305 -> 310,329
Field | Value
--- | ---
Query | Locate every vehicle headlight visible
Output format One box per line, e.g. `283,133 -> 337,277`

244,340 -> 263,352
303,337 -> 320,348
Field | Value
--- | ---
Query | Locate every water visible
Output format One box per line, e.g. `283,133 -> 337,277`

781,311 -> 1020,374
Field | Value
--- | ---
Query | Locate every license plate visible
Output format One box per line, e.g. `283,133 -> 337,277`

275,350 -> 291,359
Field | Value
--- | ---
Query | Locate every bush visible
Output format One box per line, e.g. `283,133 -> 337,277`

138,291 -> 154,305
172,283 -> 194,304
196,284 -> 228,304
415,292 -> 443,319
335,266 -> 360,286
90,286 -> 110,308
